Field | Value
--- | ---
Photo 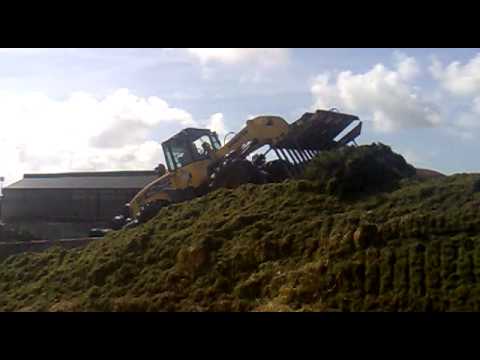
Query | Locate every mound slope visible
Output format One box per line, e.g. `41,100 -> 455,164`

1,144 -> 479,312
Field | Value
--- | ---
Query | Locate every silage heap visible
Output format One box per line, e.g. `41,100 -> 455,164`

1,143 -> 480,311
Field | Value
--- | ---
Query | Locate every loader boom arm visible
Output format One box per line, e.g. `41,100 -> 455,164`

211,116 -> 290,163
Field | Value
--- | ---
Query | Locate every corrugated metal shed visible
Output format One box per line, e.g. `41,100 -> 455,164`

6,171 -> 159,190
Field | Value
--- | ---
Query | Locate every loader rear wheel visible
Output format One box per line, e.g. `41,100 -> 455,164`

210,160 -> 265,190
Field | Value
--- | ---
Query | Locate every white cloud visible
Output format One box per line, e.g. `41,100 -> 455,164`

0,89 -> 197,185
428,54 -> 480,134
206,112 -> 227,136
187,48 -> 289,67
430,54 -> 480,96
393,51 -> 420,81
311,55 -> 441,132
184,49 -> 290,83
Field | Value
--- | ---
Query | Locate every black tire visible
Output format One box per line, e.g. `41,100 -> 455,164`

111,215 -> 127,230
210,160 -> 265,190
137,200 -> 169,224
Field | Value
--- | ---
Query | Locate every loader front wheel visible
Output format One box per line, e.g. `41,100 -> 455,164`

137,200 -> 169,224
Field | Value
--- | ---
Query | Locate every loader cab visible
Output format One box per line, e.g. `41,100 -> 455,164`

162,128 -> 222,172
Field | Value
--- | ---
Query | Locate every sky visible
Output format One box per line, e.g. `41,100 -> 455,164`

1,47 -> 480,187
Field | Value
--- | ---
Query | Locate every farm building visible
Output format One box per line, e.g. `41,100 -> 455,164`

0,170 -> 163,239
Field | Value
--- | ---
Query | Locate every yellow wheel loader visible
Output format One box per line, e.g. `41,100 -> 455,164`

111,109 -> 362,229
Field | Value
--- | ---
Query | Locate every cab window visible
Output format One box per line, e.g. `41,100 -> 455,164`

193,135 -> 215,157
210,134 -> 221,149
163,131 -> 222,171
164,147 -> 175,171
171,143 -> 192,169
163,140 -> 192,171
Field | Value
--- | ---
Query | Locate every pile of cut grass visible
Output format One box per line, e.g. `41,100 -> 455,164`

0,144 -> 479,311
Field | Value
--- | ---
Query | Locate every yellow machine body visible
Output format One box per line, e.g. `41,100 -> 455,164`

128,116 -> 290,218
125,110 -> 362,222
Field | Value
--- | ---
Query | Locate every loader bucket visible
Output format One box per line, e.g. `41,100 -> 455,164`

270,109 -> 361,176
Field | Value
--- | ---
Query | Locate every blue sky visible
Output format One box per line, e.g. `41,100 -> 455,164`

1,48 -> 480,186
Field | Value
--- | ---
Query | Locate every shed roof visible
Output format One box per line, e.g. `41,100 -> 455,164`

6,171 -> 159,190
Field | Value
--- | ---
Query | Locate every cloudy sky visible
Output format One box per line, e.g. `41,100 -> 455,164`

0,48 -> 480,186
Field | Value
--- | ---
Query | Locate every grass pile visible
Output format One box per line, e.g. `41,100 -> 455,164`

303,142 -> 417,198
1,143 -> 480,311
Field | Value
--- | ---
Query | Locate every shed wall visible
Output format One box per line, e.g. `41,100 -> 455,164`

1,188 -> 140,239
1,188 -> 138,223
